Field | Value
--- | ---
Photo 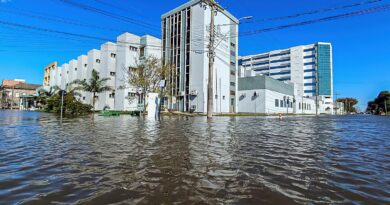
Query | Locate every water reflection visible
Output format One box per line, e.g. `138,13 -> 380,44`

0,111 -> 389,204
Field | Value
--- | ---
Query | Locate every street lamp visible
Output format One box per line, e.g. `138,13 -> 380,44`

284,96 -> 290,114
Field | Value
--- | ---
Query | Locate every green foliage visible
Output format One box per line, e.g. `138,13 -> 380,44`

366,91 -> 390,115
337,97 -> 358,113
45,92 -> 92,115
72,69 -> 112,110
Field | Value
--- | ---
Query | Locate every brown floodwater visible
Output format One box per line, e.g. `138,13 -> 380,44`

0,111 -> 389,204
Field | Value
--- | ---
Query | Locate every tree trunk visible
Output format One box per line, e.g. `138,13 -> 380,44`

92,92 -> 96,112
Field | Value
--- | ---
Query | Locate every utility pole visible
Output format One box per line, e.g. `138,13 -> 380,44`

205,0 -> 217,119
11,85 -> 14,110
334,92 -> 340,115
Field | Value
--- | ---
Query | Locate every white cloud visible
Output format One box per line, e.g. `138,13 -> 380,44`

1,0 -> 12,3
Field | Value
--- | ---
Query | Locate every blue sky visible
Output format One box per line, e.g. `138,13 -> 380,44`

0,0 -> 389,110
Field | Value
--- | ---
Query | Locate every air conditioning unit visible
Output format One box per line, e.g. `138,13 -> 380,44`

178,91 -> 185,96
190,90 -> 198,96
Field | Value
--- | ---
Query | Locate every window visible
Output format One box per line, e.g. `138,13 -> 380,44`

280,100 -> 284,107
128,92 -> 136,97
230,61 -> 236,66
75,68 -> 77,71
230,82 -> 236,86
304,48 -> 315,52
230,42 -> 236,48
129,46 -> 138,51
96,59 -> 101,63
299,102 -> 301,110
140,47 -> 145,57
67,71 -> 69,74
110,72 -> 115,76
84,64 -> 87,67
304,69 -> 316,73
304,83 -> 316,86
304,76 -> 315,79
109,93 -> 115,98
275,99 -> 279,107
304,62 -> 315,66
230,71 -> 235,76
270,58 -> 290,63
83,97 -> 86,100
304,55 -> 315,59
111,53 -> 116,58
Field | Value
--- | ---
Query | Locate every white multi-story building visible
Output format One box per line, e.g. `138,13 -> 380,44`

239,42 -> 334,114
114,33 -> 161,111
162,0 -> 239,113
45,32 -> 161,111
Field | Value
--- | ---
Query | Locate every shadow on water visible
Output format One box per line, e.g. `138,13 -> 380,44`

0,110 -> 389,204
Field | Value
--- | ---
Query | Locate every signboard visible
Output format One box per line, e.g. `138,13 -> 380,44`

159,80 -> 166,88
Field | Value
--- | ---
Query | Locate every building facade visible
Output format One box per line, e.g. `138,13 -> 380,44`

0,80 -> 40,110
239,42 -> 334,114
44,62 -> 57,88
46,32 -> 161,111
237,76 -> 316,114
162,0 -> 239,113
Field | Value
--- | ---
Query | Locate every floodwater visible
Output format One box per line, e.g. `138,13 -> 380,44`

0,111 -> 389,205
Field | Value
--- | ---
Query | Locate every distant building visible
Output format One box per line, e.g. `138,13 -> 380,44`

46,32 -> 161,111
0,80 -> 41,110
239,42 -> 334,114
237,76 -> 316,114
162,0 -> 239,113
44,62 -> 57,88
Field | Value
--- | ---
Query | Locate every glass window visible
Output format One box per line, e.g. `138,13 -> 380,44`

275,99 -> 279,107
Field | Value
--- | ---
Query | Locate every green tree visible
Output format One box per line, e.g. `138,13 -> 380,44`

367,91 -> 390,115
73,69 -> 112,111
337,98 -> 358,113
36,86 -> 60,109
126,56 -> 171,111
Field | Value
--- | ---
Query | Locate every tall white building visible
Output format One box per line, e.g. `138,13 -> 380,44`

239,42 -> 334,114
46,32 -> 161,111
162,0 -> 239,113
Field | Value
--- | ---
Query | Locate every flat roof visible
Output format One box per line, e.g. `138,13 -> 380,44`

162,0 -> 239,23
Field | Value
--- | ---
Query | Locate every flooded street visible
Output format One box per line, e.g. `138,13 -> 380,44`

0,111 -> 389,204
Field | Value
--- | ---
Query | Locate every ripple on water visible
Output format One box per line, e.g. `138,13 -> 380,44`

0,111 -> 389,204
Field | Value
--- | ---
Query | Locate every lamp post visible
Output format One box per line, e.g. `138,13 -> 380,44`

60,90 -> 66,120
284,96 -> 290,114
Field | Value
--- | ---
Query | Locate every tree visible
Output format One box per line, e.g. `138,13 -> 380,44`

367,91 -> 390,115
337,98 -> 358,113
35,86 -> 60,109
126,56 -> 171,111
72,69 -> 112,111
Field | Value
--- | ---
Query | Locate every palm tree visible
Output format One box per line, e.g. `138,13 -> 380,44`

36,86 -> 61,109
73,69 -> 112,111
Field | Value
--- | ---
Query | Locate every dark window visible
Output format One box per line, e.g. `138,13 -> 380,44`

275,99 -> 279,107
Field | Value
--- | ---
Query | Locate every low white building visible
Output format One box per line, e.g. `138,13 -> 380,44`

237,75 -> 316,115
46,32 -> 161,111
240,42 -> 334,114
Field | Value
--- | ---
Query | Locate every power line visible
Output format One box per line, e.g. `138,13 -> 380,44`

0,19 -> 208,53
0,8 -> 129,33
237,3 -> 390,37
59,0 -> 159,33
241,0 -> 384,24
